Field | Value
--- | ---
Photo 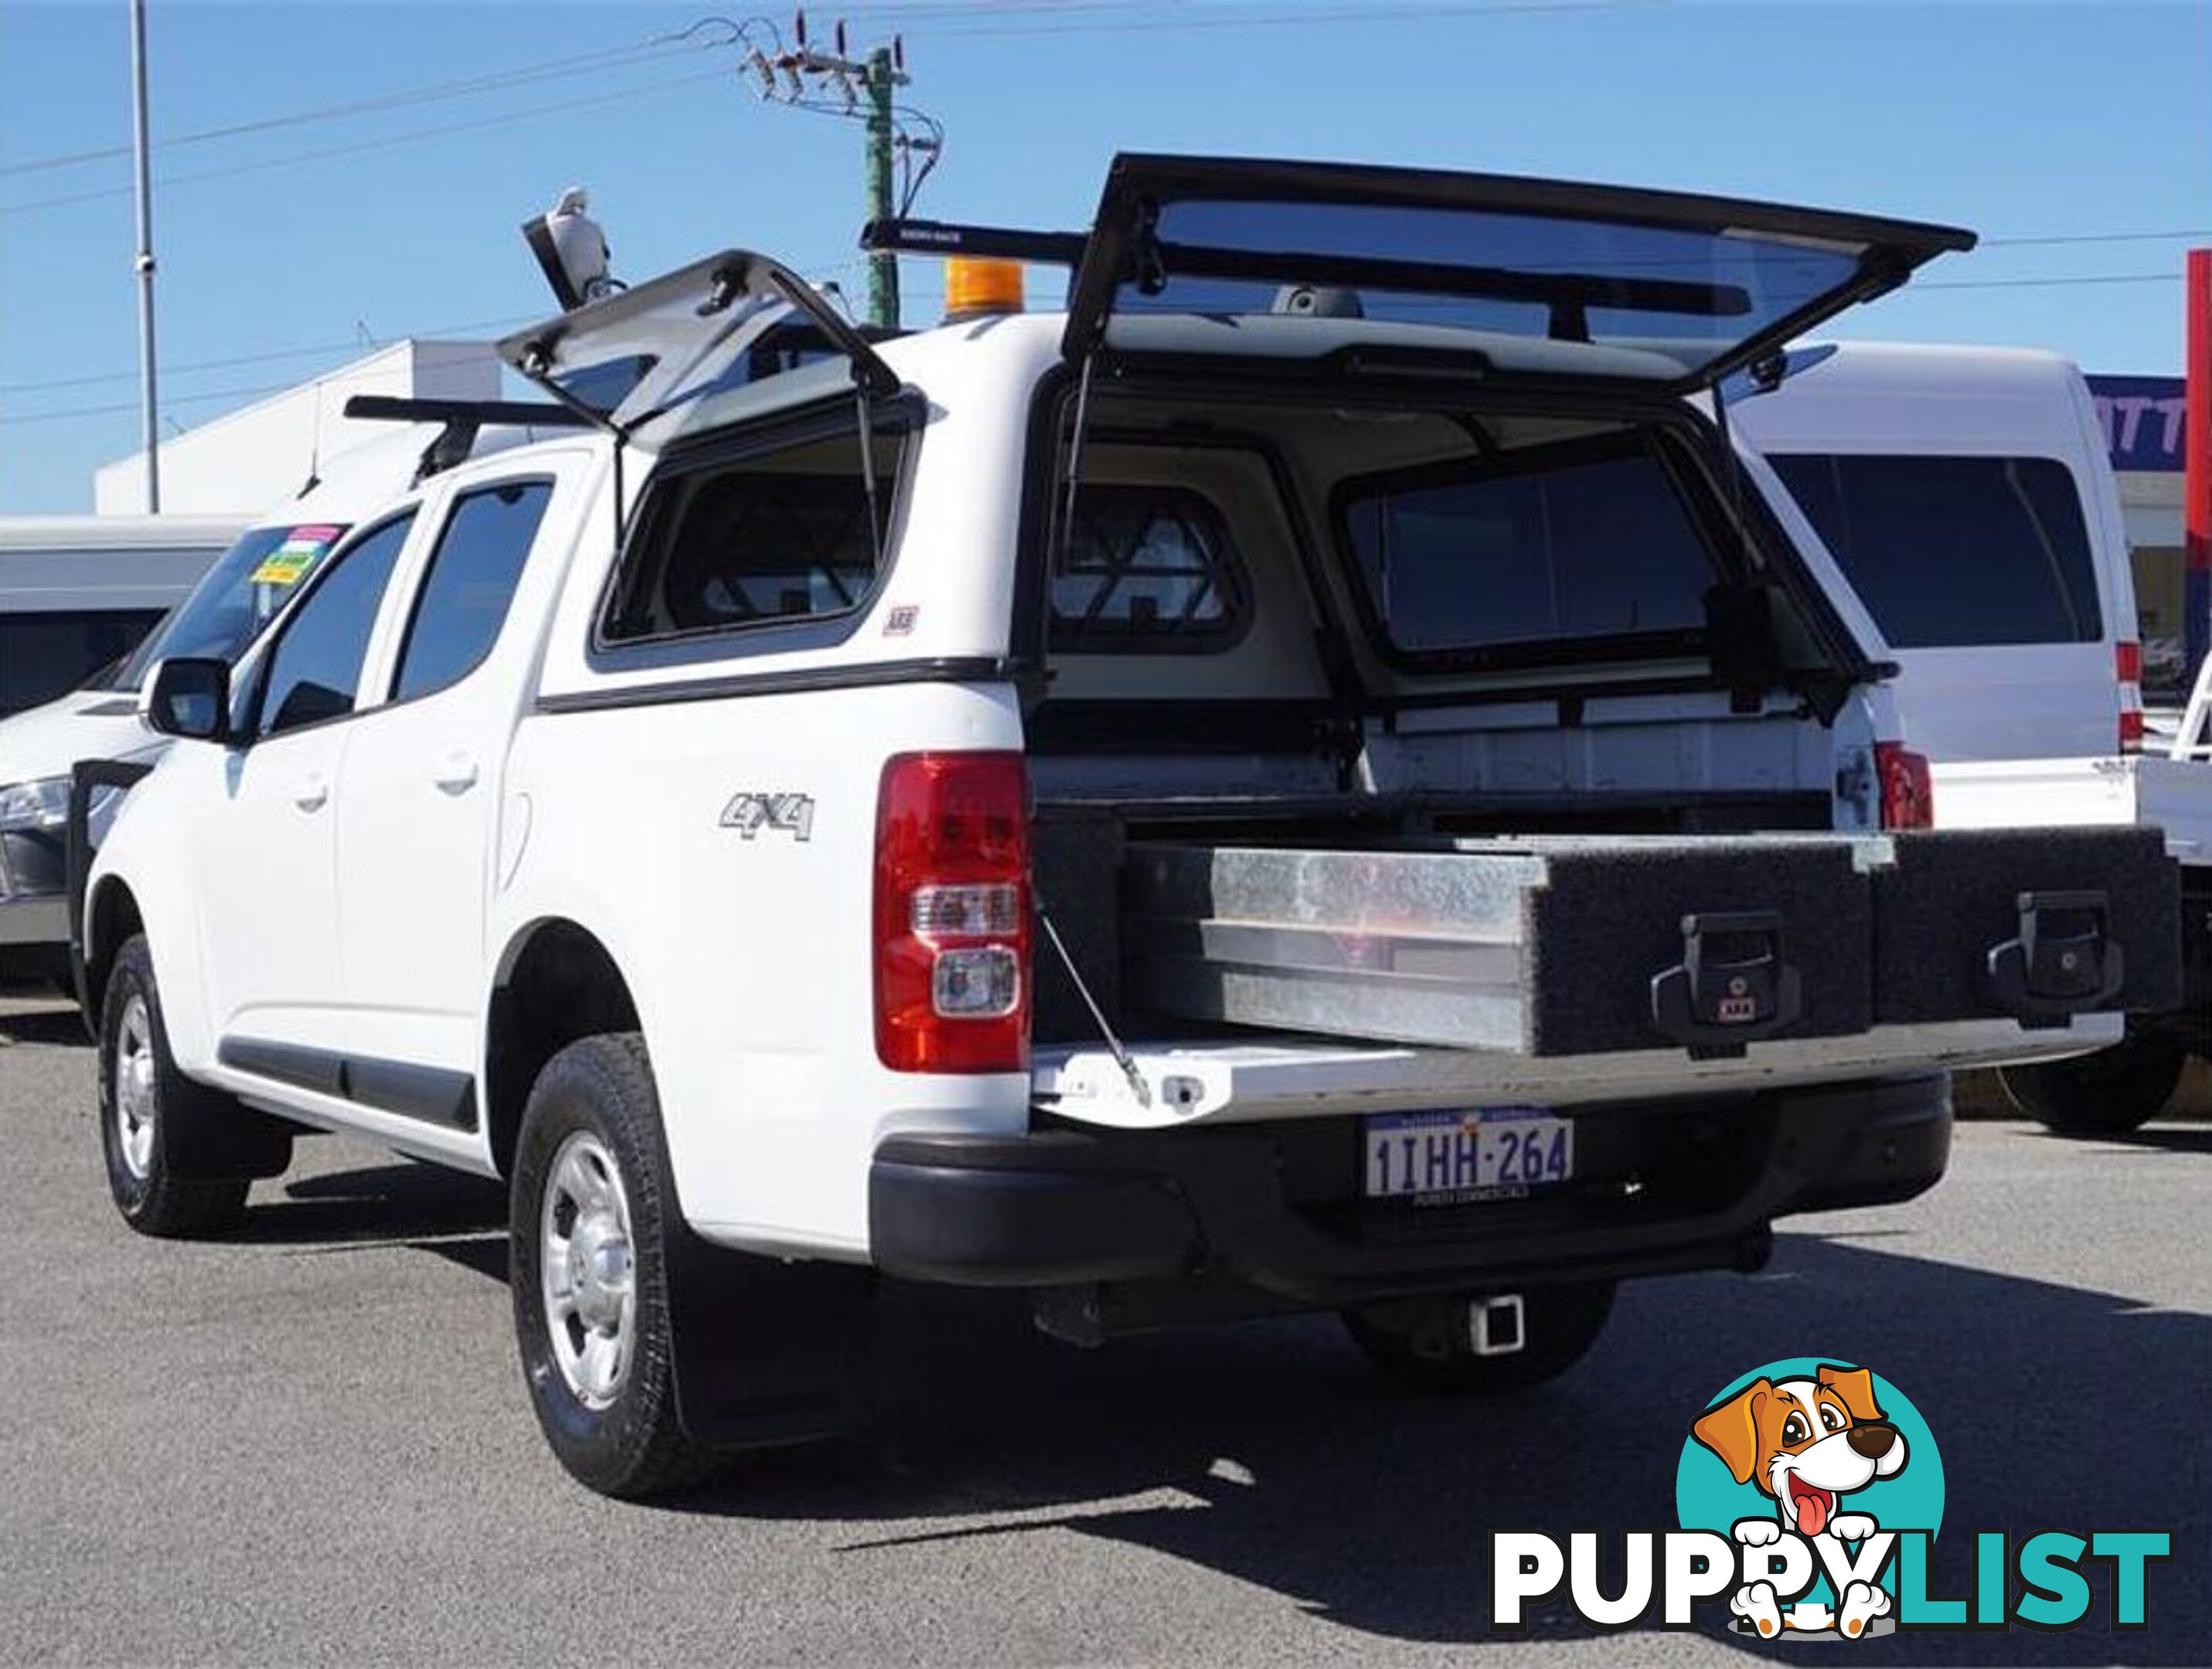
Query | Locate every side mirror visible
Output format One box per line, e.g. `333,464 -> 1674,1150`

143,657 -> 233,743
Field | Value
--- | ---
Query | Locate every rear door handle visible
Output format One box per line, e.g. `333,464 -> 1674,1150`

292,773 -> 329,812
434,753 -> 480,794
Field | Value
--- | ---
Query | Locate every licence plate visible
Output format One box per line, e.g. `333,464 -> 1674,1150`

1363,1108 -> 1574,1204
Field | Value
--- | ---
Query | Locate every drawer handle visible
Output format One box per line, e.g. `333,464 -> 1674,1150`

1649,909 -> 1805,1059
1987,889 -> 2125,1028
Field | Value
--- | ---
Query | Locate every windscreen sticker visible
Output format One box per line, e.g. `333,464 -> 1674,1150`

250,527 -> 339,586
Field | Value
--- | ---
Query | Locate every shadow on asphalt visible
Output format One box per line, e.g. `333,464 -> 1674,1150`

230,1154 -> 2207,1661
0,1006 -> 90,1048
246,1159 -> 508,1277
2044,1124 -> 2212,1155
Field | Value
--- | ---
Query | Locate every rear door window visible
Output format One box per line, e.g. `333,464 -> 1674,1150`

1767,454 -> 2100,647
392,482 -> 553,701
1051,485 -> 1246,651
1336,430 -> 1720,665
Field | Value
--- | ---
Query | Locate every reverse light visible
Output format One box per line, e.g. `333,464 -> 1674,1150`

1875,741 -> 1935,831
910,882 -> 1022,937
874,751 -> 1030,1072
2116,641 -> 2144,754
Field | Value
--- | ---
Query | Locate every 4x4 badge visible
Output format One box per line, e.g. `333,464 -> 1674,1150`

720,792 -> 815,841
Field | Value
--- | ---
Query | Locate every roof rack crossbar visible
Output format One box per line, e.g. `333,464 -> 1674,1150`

341,394 -> 601,429
859,217 -> 1088,267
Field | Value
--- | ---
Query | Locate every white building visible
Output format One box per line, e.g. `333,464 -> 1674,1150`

95,338 -> 499,515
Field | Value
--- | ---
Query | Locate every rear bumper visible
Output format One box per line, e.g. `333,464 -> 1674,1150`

869,1075 -> 1949,1305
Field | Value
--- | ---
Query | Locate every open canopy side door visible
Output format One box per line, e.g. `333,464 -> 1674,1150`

1060,154 -> 1975,393
498,248 -> 899,433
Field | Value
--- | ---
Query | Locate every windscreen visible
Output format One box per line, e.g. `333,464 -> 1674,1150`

1768,454 -> 2100,648
1114,198 -> 1870,380
107,522 -> 347,689
2,610 -> 166,713
1337,430 -> 1722,664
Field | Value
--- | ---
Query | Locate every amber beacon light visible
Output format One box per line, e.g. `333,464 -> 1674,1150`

942,257 -> 1026,321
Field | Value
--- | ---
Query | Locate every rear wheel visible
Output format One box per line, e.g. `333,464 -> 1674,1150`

1343,1281 -> 1615,1395
1999,1030 -> 2185,1137
510,1033 -> 715,1499
99,935 -> 288,1237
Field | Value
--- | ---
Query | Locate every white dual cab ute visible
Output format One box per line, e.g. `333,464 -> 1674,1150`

79,157 -> 2183,1497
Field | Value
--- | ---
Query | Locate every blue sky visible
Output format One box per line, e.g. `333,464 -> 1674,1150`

3,0 -> 2207,514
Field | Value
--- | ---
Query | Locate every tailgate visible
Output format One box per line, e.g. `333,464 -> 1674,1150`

1116,827 -> 2177,1059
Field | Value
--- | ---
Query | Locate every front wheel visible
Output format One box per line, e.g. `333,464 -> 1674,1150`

1999,1030 -> 2186,1137
1343,1281 -> 1615,1395
98,934 -> 288,1237
510,1033 -> 714,1499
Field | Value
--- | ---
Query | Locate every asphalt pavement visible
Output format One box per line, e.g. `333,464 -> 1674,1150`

1,993 -> 2205,1667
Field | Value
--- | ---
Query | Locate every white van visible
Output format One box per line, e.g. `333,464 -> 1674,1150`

1734,342 -> 2206,1135
1728,342 -> 2139,766
0,515 -> 246,719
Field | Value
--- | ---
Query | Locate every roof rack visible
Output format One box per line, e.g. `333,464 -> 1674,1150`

342,394 -> 600,430
859,217 -> 1087,267
342,393 -> 600,485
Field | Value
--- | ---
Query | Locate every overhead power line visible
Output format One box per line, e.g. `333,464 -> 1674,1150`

2,375 -> 350,427
1982,229 -> 2212,248
1918,272 -> 2185,291
918,0 -> 1657,35
0,66 -> 733,218
0,32 -> 703,178
0,313 -> 541,396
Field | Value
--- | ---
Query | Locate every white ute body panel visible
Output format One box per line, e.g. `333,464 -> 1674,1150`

88,311 -> 2130,1259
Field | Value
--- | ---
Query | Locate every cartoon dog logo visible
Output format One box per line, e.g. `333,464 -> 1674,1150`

1691,1363 -> 1909,1638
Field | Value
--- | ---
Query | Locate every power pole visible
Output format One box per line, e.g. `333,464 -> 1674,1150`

745,17 -> 925,332
864,45 -> 897,331
128,0 -> 160,510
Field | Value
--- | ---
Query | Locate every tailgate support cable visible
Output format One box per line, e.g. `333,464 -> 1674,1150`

1034,890 -> 1150,1110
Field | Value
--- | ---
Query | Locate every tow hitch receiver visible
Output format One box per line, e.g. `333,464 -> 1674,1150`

1987,890 -> 2124,1027
1650,911 -> 1805,1057
1471,1293 -> 1526,1357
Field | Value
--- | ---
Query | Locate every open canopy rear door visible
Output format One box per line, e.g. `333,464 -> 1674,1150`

499,248 -> 897,433
1061,155 -> 1974,392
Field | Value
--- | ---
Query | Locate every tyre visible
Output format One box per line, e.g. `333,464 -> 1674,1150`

98,934 -> 288,1237
1343,1281 -> 1615,1395
509,1033 -> 715,1499
1999,1030 -> 2186,1137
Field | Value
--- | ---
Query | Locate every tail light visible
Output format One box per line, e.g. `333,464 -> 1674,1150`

2116,641 -> 2144,754
1876,741 -> 1935,831
874,751 -> 1030,1072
